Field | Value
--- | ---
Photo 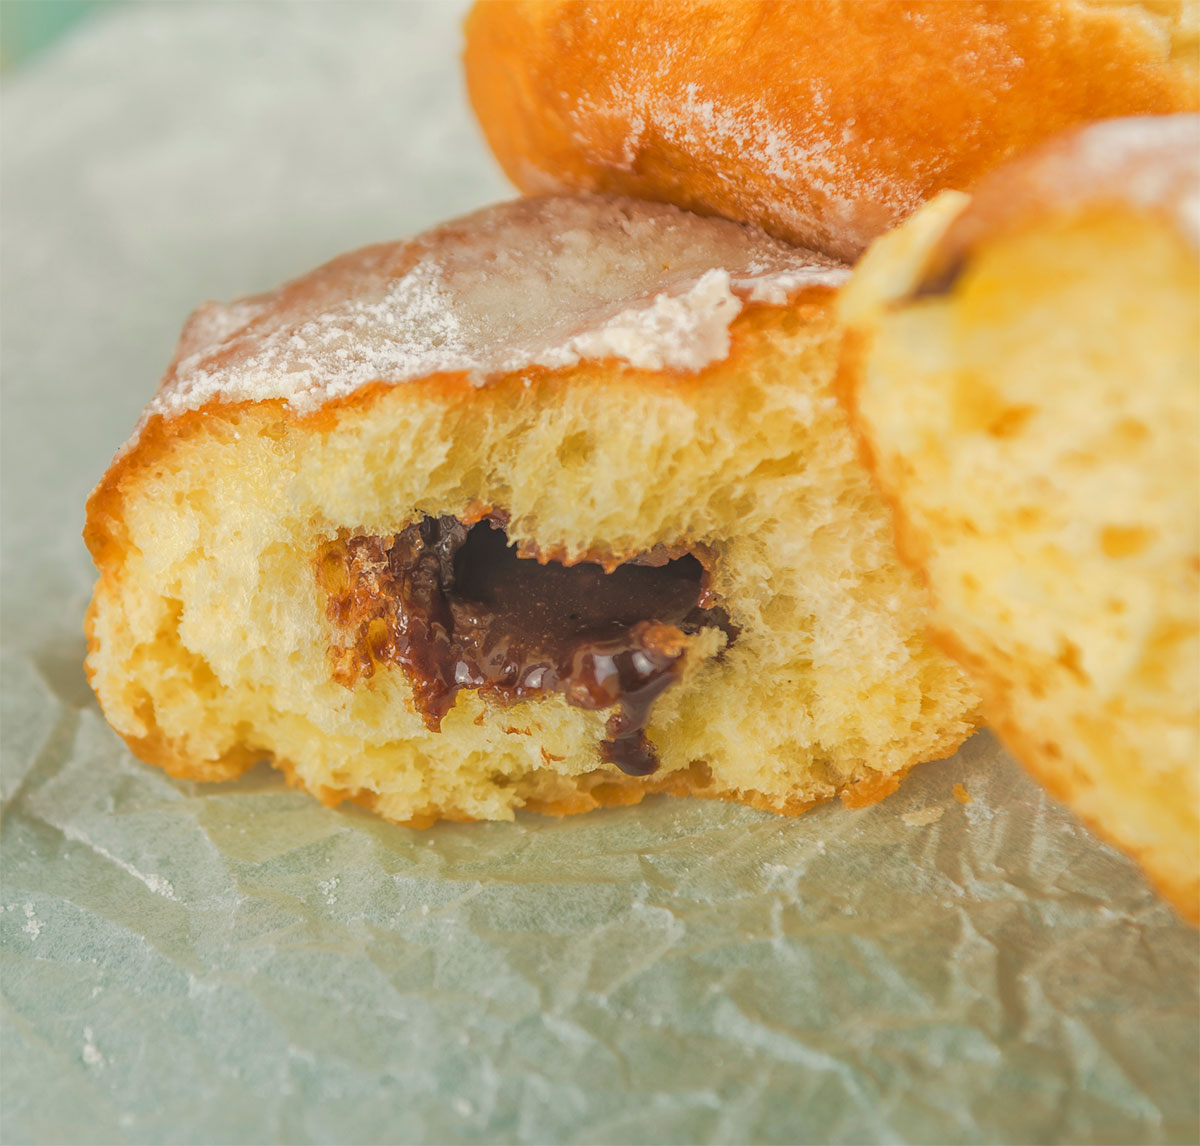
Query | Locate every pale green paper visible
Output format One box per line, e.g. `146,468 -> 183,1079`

2,5 -> 1197,1144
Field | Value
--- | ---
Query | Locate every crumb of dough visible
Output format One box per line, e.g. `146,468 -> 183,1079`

901,806 -> 945,827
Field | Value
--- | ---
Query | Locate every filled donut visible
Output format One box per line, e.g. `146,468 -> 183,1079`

464,0 -> 1199,261
839,116 -> 1199,918
85,196 -> 980,826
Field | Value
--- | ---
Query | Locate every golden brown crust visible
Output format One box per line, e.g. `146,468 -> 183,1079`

464,0 -> 1199,260
275,753 -> 931,826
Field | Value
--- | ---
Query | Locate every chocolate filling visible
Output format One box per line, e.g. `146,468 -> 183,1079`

322,517 -> 734,775
907,256 -> 967,300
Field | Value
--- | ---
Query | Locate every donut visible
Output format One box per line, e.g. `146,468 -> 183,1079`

84,195 -> 980,826
838,116 -> 1200,918
463,0 -> 1199,261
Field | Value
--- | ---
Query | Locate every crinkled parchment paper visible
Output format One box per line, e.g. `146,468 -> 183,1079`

2,5 -> 1196,1144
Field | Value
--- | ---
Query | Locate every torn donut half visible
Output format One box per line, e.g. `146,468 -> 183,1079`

838,117 -> 1200,918
85,195 -> 980,826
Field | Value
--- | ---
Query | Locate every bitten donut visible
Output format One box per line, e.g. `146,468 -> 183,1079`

464,0 -> 1199,261
839,116 -> 1199,919
85,196 -> 980,826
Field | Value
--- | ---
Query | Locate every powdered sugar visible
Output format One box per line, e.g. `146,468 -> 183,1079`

564,268 -> 740,372
144,196 -> 847,429
569,79 -> 876,256
1068,116 -> 1200,247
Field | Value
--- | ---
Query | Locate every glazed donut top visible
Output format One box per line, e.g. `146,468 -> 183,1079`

919,115 -> 1200,291
146,196 -> 847,431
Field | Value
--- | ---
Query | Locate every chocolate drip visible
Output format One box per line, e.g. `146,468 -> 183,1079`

322,516 -> 734,774
907,256 -> 967,300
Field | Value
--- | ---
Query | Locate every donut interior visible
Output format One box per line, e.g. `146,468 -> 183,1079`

86,300 -> 980,825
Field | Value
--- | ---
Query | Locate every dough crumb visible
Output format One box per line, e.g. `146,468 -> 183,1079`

901,806 -> 945,827
82,1027 -> 106,1069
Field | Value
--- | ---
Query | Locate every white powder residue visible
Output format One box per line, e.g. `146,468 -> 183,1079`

82,1027 -> 106,1069
174,297 -> 268,361
743,264 -> 847,305
1071,116 -> 1200,248
902,806 -> 945,828
136,196 -> 847,439
22,902 -> 41,940
59,826 -> 177,899
950,116 -> 1200,263
317,877 -> 340,905
564,269 -> 741,372
567,75 -> 885,257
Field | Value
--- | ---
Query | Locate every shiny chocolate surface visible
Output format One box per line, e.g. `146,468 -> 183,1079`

324,517 -> 733,774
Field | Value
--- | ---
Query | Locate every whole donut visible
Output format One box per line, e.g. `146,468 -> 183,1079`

464,0 -> 1199,260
